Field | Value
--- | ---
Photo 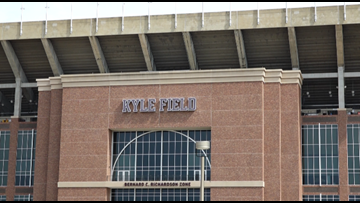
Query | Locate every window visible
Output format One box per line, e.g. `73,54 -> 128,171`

0,131 -> 10,186
14,195 -> 33,201
349,195 -> 360,201
117,171 -> 130,181
112,130 -> 211,182
347,124 -> 360,185
111,130 -> 211,201
194,170 -> 207,181
303,195 -> 339,201
0,196 -> 6,201
111,188 -> 210,201
302,125 -> 339,185
15,130 -> 36,186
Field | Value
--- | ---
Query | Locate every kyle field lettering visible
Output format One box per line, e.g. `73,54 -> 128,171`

122,97 -> 196,113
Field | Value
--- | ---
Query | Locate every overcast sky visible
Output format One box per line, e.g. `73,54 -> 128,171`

0,2 -> 359,23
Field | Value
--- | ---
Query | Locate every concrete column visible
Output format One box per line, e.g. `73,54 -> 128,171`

5,118 -> 19,201
337,110 -> 349,201
287,27 -> 300,70
338,66 -> 345,109
13,78 -> 22,118
33,91 -> 51,201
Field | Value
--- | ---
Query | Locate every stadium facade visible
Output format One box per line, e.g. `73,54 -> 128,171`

0,4 -> 359,201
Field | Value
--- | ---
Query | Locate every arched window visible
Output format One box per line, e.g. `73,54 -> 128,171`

111,130 -> 211,182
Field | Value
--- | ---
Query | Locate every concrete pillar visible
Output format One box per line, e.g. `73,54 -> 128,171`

13,78 -> 22,118
5,118 -> 19,201
338,66 -> 345,109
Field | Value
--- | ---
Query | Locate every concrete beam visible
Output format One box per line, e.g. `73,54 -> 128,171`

13,78 -> 22,117
138,34 -> 156,71
335,25 -> 345,68
0,40 -> 34,102
302,73 -> 338,79
234,30 -> 247,69
41,38 -> 64,76
88,36 -> 109,73
344,72 -> 360,78
338,66 -> 345,109
287,27 -> 300,70
0,83 -> 42,89
0,91 -> 13,113
182,32 -> 198,70
1,5 -> 359,40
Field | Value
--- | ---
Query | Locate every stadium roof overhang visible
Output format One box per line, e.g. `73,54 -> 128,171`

1,4 -> 360,117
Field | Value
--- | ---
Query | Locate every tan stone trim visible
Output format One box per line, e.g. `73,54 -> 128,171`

49,77 -> 62,90
36,68 -> 302,91
1,5 -> 359,40
57,181 -> 265,189
36,79 -> 51,91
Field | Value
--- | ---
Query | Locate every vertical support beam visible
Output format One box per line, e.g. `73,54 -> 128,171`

234,30 -> 248,69
138,34 -> 156,71
338,66 -> 345,109
336,25 -> 345,68
41,38 -> 64,76
182,32 -> 198,70
287,27 -> 300,70
0,40 -> 34,102
336,25 -> 345,109
14,78 -> 22,118
88,36 -> 109,73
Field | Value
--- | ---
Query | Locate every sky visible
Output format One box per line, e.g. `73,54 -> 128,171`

0,2 -> 359,23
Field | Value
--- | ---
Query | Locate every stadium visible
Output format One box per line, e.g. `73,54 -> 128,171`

0,3 -> 359,201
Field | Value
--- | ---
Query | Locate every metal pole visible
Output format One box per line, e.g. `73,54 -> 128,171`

70,3 -> 73,34
229,2 -> 231,26
96,2 -> 99,33
45,2 -> 49,35
20,3 -> 25,36
122,3 -> 125,31
257,2 -> 260,25
175,2 -> 177,29
344,2 -> 346,21
148,2 -> 151,30
202,2 -> 204,28
200,156 -> 205,201
314,2 -> 317,22
285,2 -> 288,24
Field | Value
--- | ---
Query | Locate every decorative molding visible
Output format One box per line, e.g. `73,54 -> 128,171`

37,68 -> 303,91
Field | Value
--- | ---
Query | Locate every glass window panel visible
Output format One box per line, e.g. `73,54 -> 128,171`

355,128 -> 359,143
349,145 -> 354,156
349,128 -> 353,143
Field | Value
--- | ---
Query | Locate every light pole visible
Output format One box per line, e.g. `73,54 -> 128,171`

196,141 -> 210,201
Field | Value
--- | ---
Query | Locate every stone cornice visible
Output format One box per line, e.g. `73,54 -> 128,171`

37,68 -> 303,91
